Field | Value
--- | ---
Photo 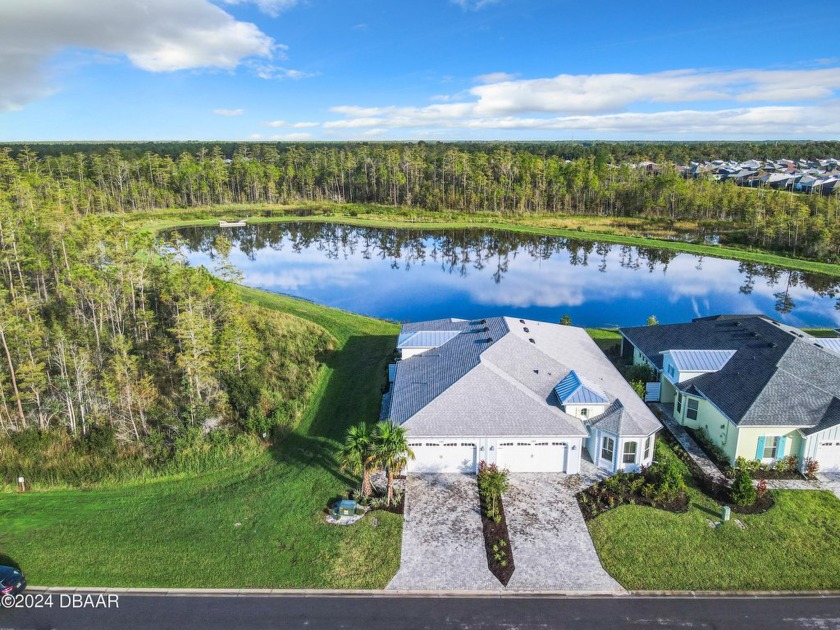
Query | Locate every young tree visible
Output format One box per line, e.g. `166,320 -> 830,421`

372,421 -> 414,506
339,422 -> 376,498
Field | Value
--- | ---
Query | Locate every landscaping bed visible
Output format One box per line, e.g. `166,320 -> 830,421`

586,439 -> 840,590
476,462 -> 515,586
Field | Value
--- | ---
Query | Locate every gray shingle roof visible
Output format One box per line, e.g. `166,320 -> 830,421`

390,316 -> 660,439
621,316 -> 840,429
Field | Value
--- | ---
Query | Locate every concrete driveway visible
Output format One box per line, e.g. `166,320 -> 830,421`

504,474 -> 623,592
387,474 -> 501,591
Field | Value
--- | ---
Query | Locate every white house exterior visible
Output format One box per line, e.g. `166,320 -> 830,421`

383,317 -> 661,475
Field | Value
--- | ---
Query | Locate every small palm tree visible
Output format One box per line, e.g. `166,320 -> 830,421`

339,422 -> 376,498
372,421 -> 415,506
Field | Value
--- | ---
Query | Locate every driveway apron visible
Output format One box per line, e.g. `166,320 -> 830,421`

387,474 -> 501,591
503,473 -> 623,592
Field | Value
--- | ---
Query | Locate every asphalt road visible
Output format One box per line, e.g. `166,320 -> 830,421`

2,594 -> 840,630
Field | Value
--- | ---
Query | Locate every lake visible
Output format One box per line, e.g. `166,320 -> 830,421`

169,222 -> 840,328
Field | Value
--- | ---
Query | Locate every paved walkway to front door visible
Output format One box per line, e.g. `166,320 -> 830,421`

386,474 -> 501,591
503,473 -> 623,592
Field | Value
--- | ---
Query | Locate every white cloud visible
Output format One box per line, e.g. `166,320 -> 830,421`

222,0 -> 300,18
475,72 -> 517,84
213,108 -> 245,116
249,63 -> 316,80
272,132 -> 314,141
0,0 -> 276,111
451,0 -> 502,10
317,67 -> 840,137
260,120 -> 319,128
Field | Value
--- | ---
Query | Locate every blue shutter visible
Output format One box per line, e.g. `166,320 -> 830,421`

755,436 -> 766,460
776,436 -> 787,459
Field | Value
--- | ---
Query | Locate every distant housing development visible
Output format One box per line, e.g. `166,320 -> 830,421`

382,317 -> 660,475
673,158 -> 840,195
621,315 -> 840,472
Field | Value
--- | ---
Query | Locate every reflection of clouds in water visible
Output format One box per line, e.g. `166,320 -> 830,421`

181,228 -> 840,327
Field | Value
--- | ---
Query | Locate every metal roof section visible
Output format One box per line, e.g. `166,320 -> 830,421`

815,338 -> 840,356
554,370 -> 610,405
396,330 -> 461,349
667,349 -> 736,372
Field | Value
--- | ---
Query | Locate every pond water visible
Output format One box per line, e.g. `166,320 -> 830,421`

170,222 -> 840,328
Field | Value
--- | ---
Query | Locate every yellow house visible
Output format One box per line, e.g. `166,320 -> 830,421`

620,315 -> 840,472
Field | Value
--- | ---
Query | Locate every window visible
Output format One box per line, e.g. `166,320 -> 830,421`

676,394 -> 682,414
763,436 -> 780,460
686,398 -> 699,421
601,436 -> 615,462
623,441 -> 638,464
644,435 -> 652,460
667,364 -> 675,377
580,407 -> 589,418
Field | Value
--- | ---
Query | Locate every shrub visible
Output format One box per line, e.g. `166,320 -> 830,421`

630,380 -> 645,398
625,364 -> 658,383
804,458 -> 819,479
477,461 -> 509,522
646,454 -> 687,502
735,456 -> 761,474
730,469 -> 757,506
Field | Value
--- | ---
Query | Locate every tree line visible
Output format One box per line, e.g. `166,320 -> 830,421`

3,143 -> 839,261
0,153 -> 333,483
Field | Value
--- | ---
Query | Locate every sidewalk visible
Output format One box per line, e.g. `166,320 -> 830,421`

649,403 -> 728,483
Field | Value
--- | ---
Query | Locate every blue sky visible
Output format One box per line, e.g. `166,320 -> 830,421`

2,0 -> 839,141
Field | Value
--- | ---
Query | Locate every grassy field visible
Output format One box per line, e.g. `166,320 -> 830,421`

588,440 -> 840,591
129,203 -> 840,278
0,289 -> 403,589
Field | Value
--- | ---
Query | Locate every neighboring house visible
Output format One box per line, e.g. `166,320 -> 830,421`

382,317 -> 660,475
620,315 -> 840,472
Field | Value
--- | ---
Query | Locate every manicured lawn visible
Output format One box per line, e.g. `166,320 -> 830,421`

587,441 -> 840,591
0,289 -> 402,589
803,328 -> 839,338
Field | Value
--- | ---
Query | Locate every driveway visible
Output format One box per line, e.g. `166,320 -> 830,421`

822,472 -> 840,500
504,473 -> 623,592
387,474 -> 501,591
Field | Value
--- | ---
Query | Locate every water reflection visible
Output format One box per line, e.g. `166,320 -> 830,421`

167,222 -> 840,328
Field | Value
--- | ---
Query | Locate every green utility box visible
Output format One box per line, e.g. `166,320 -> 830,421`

721,505 -> 731,522
338,500 -> 357,517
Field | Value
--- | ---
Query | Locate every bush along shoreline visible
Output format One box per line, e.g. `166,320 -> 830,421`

476,462 -> 515,586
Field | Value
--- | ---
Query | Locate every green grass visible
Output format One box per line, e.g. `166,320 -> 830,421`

588,440 -> 840,591
803,328 -> 839,338
0,288 -> 402,588
133,203 -> 840,278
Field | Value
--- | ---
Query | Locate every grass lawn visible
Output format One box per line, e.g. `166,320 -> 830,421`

0,288 -> 402,589
588,441 -> 840,591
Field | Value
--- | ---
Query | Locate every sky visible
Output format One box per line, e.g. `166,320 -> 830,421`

1,0 -> 840,141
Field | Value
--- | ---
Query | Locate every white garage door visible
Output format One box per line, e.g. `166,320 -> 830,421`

407,441 -> 476,473
496,440 -> 567,473
815,441 -> 840,472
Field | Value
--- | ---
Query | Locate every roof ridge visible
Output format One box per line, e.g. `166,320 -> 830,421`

480,356 -> 582,425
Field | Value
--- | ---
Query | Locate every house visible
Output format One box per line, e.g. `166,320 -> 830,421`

382,317 -> 660,475
619,315 -> 840,472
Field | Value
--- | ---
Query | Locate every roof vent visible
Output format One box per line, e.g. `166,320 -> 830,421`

751,331 -> 760,338
483,326 -> 489,332
519,319 -> 525,324
486,337 -> 493,343
523,327 -> 530,333
533,369 -> 539,374
735,321 -> 742,327
481,319 -> 486,324
769,342 -> 777,348
529,338 -> 536,344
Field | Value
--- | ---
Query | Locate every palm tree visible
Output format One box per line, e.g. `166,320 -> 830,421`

339,422 -> 376,498
372,421 -> 415,506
